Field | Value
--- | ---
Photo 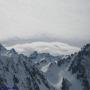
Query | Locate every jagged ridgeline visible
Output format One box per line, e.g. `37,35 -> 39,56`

31,44 -> 90,90
68,44 -> 90,90
0,44 -> 55,90
0,43 -> 90,90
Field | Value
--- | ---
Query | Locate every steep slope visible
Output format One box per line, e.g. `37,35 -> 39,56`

1,43 -> 90,90
0,44 -> 55,90
29,51 -> 63,73
69,44 -> 90,90
33,53 -> 72,90
34,44 -> 90,90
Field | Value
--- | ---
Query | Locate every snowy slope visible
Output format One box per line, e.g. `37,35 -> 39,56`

34,44 -> 90,90
35,53 -> 83,90
0,44 -> 55,90
0,43 -> 90,90
68,44 -> 90,90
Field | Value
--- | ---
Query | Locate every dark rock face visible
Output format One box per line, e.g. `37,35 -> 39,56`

31,44 -> 90,90
0,44 -> 55,90
57,55 -> 71,67
30,51 -> 62,62
0,43 -> 90,90
61,78 -> 71,90
68,44 -> 90,90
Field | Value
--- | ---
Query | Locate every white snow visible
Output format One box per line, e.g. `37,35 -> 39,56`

41,63 -> 51,73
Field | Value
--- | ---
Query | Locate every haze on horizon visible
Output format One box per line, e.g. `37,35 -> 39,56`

0,0 -> 90,47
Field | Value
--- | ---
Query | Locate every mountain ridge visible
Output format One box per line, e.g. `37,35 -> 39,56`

0,43 -> 90,90
0,43 -> 55,90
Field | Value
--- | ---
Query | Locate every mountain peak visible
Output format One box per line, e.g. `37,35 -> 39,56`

30,51 -> 38,59
81,43 -> 90,55
0,44 -> 7,51
83,44 -> 90,50
9,48 -> 17,54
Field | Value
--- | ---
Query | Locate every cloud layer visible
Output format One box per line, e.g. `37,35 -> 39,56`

7,42 -> 80,56
0,0 -> 90,47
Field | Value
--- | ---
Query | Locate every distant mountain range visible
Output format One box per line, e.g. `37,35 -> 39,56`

0,43 -> 90,90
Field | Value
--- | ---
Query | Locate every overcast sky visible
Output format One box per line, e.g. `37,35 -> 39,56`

0,0 -> 90,47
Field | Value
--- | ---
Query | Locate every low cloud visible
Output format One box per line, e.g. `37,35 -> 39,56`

7,42 -> 80,56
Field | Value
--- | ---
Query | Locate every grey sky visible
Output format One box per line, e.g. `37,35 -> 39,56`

0,0 -> 90,47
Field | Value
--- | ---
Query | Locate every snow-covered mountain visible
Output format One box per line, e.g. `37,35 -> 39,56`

68,44 -> 90,90
0,44 -> 55,90
29,51 -> 63,62
32,44 -> 90,90
0,43 -> 90,90
7,42 -> 80,56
